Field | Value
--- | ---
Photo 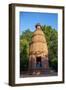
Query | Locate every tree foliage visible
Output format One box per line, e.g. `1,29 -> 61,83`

42,25 -> 58,72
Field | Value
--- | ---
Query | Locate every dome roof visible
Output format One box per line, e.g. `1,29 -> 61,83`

29,28 -> 48,56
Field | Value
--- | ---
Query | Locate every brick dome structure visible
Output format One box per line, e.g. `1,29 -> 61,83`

29,24 -> 49,75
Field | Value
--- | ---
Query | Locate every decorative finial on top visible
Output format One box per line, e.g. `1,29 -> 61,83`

35,23 -> 42,30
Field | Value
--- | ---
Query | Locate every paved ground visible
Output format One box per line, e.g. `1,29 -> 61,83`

20,70 -> 58,78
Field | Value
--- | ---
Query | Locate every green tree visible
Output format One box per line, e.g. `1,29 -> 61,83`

20,29 -> 33,43
20,29 -> 33,72
42,25 -> 58,72
20,39 -> 29,72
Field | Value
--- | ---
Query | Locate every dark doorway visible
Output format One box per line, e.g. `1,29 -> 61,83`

36,57 -> 42,68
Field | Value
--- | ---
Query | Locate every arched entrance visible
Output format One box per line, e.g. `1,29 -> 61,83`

36,57 -> 42,68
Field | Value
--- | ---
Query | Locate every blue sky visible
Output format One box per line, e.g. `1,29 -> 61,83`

20,12 -> 58,33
